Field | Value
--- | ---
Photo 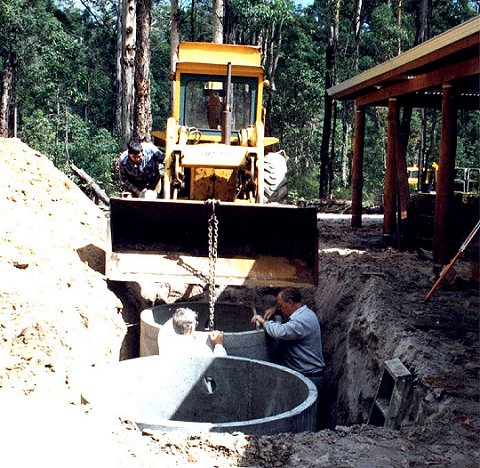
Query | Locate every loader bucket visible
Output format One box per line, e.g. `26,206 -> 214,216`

107,198 -> 318,287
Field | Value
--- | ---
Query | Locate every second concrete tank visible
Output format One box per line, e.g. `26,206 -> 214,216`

140,302 -> 271,361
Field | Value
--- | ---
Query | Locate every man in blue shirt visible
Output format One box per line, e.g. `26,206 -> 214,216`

118,138 -> 165,197
251,288 -> 325,388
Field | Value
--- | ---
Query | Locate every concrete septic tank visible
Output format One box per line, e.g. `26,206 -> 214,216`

140,302 -> 270,360
81,355 -> 318,435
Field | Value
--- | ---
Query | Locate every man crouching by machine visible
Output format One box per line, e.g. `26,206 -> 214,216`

118,138 -> 165,198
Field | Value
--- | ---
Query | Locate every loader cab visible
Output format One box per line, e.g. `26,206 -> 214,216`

180,74 -> 258,137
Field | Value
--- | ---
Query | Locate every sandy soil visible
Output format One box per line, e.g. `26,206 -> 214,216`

0,137 -> 478,467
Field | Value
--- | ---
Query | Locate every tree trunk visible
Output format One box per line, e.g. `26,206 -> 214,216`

64,103 -> 70,163
54,88 -> 60,165
396,0 -> 402,54
122,0 -> 136,145
352,0 -> 363,71
340,102 -> 351,187
170,0 -> 181,111
415,0 -> 430,44
328,99 -> 337,199
264,18 -> 284,135
134,0 -> 152,142
113,0 -> 123,138
223,0 -> 235,44
416,0 -> 430,186
190,0 -> 195,40
319,42 -> 334,198
0,53 -> 15,137
319,0 -> 339,199
212,0 -> 223,43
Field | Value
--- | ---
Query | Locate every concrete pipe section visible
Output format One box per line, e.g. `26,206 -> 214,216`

140,302 -> 271,361
81,355 -> 318,435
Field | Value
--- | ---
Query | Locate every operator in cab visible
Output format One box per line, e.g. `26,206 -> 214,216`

251,288 -> 324,390
118,138 -> 165,198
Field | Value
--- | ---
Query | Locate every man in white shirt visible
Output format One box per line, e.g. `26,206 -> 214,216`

158,307 -> 227,357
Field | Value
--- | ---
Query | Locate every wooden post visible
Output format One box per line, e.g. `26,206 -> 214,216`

433,83 -> 457,270
383,99 -> 398,243
351,105 -> 365,228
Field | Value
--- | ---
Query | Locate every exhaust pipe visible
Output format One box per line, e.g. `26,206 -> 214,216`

221,62 -> 232,145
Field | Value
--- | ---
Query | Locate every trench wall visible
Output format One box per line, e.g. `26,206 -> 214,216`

313,258 -> 477,431
314,267 -> 423,429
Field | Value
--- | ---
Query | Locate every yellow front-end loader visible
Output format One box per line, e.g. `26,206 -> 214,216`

107,42 -> 318,287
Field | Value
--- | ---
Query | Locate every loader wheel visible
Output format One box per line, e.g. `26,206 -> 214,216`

264,151 -> 288,204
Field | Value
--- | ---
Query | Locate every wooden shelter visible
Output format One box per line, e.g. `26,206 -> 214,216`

327,16 -> 479,270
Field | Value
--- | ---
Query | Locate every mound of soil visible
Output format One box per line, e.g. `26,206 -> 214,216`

0,138 -> 478,467
0,138 -> 126,399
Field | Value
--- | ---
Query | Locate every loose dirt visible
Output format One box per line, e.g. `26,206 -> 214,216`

0,137 -> 478,467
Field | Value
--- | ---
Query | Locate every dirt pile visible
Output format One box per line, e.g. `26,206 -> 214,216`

0,137 -> 125,401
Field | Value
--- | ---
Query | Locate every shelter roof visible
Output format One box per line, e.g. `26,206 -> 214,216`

327,16 -> 480,109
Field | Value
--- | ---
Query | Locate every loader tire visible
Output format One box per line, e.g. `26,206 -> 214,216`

264,151 -> 288,204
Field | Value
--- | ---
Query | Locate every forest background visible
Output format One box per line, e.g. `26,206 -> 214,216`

0,0 -> 478,205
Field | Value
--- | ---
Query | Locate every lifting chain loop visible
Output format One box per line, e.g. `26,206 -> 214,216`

206,198 -> 219,331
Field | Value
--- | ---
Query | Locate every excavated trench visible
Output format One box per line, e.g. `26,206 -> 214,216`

103,249 -> 479,438
104,275 -> 400,433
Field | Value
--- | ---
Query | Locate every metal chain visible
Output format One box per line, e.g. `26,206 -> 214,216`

207,199 -> 219,331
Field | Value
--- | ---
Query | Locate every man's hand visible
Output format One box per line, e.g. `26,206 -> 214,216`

209,330 -> 224,346
263,306 -> 278,320
250,314 -> 265,326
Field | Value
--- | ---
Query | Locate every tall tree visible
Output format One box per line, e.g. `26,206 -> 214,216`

212,0 -> 224,43
121,0 -> 136,144
134,0 -> 153,141
318,0 -> 340,199
0,52 -> 15,137
170,0 -> 181,111
114,0 -> 124,137
0,0 -> 76,138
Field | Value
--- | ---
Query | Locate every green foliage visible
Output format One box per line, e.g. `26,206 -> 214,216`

429,0 -> 478,36
18,109 -> 63,163
178,0 -> 213,41
151,2 -> 173,130
68,115 -> 119,181
231,0 -> 295,35
269,9 -> 325,200
2,0 -> 478,206
360,4 -> 407,66
288,168 -> 319,203
457,110 -> 480,168
19,108 -> 120,194
362,107 -> 387,206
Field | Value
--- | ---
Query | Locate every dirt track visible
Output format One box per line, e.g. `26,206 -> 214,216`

0,137 -> 478,467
